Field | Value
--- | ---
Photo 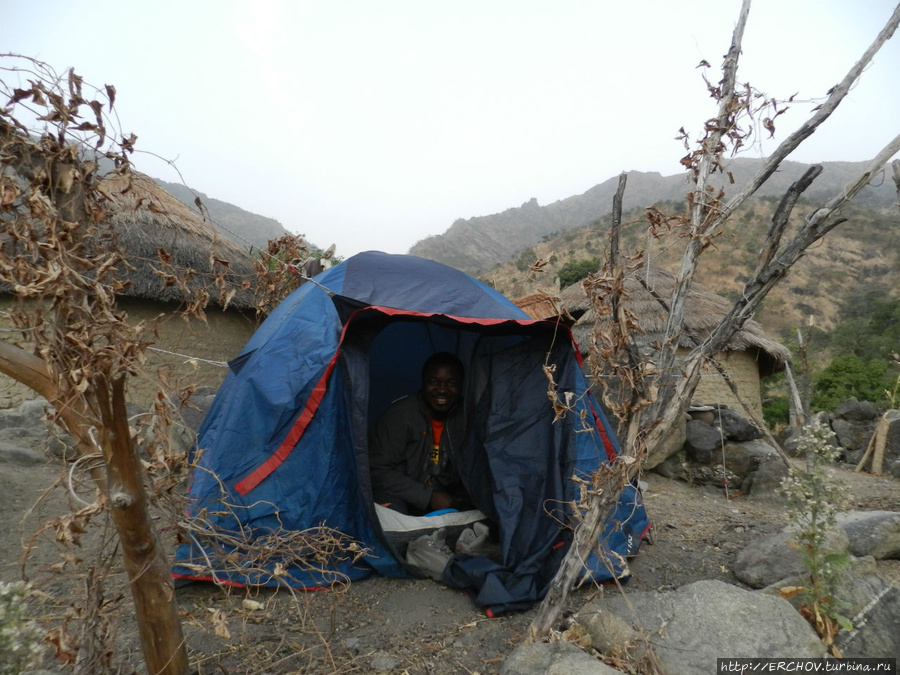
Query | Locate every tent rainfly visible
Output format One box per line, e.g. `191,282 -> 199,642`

174,251 -> 649,615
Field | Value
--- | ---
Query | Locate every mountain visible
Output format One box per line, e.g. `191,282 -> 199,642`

409,159 -> 897,275
480,187 -> 900,342
154,179 -> 291,252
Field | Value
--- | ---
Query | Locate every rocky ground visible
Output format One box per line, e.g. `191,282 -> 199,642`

2,448 -> 898,674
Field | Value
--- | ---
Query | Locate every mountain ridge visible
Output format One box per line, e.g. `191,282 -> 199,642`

409,158 -> 897,275
153,179 -> 292,252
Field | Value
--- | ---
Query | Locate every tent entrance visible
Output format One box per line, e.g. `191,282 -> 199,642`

337,308 -> 596,577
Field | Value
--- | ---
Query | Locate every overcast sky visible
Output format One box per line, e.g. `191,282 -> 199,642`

3,1 -> 898,258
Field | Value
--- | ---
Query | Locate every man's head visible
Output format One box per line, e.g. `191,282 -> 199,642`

421,352 -> 464,419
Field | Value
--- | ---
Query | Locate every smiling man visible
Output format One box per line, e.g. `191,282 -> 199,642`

369,352 -> 473,515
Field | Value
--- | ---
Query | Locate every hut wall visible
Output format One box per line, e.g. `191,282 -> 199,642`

0,296 -> 257,410
687,348 -> 764,418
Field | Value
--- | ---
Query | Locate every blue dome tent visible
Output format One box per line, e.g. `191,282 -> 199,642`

174,251 -> 648,615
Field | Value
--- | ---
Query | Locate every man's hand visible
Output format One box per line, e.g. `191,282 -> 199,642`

428,490 -> 455,511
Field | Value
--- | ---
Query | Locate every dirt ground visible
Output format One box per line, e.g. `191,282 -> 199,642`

2,455 -> 898,675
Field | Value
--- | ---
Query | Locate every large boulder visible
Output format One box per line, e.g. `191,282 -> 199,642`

765,557 -> 900,659
733,525 -> 850,588
712,407 -> 763,442
834,398 -> 879,423
742,457 -> 790,502
500,641 -> 620,675
683,418 -> 723,465
835,510 -> 900,559
881,409 -> 900,478
580,580 -> 825,674
656,409 -> 786,497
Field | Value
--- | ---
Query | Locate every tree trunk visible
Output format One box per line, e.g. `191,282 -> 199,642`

529,462 -> 632,638
96,375 -> 188,675
0,343 -> 188,674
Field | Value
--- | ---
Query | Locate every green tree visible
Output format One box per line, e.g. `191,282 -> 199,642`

811,355 -> 891,411
829,296 -> 900,362
558,257 -> 603,289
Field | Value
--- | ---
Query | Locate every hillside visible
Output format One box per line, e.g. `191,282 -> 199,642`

154,179 -> 292,251
481,197 -> 900,341
409,159 -> 897,276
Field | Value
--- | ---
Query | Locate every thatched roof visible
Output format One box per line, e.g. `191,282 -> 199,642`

99,171 -> 257,309
516,268 -> 791,376
1,163 -> 258,311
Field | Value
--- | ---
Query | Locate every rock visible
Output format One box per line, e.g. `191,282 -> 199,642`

765,557 -> 900,659
0,398 -> 50,428
713,407 -> 763,442
720,439 -> 780,480
684,419 -> 723,464
653,449 -> 689,482
882,410 -> 900,478
833,571 -> 900,658
743,458 -> 790,501
687,464 -> 741,491
577,602 -> 640,652
831,418 -> 877,462
500,641 -> 619,675
589,580 -> 825,674
733,525 -> 849,588
834,398 -> 879,422
836,511 -> 900,559
0,440 -> 45,465
369,651 -> 400,672
687,406 -> 715,426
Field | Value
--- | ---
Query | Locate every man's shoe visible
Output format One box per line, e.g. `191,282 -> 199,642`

406,527 -> 453,580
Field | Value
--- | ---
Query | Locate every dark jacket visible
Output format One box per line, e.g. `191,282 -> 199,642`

369,391 -> 466,512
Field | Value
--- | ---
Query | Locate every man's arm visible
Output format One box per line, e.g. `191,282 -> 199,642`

369,406 -> 433,511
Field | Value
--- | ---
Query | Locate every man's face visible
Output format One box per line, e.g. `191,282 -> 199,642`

422,364 -> 461,418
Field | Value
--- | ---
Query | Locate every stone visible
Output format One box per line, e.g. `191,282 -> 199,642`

834,398 -> 879,422
369,651 -> 400,672
644,412 -> 687,470
713,407 -> 763,442
577,601 -> 640,652
833,573 -> 900,658
836,510 -> 900,559
652,449 -> 689,482
684,418 -> 723,464
720,439 -> 780,480
831,418 -> 877,460
743,458 -> 790,500
0,440 -> 45,466
733,525 -> 849,588
500,641 -> 619,675
589,580 -> 825,674
765,557 -> 900,659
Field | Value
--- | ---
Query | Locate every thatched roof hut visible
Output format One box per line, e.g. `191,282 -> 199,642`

0,167 -> 263,408
515,268 -> 791,416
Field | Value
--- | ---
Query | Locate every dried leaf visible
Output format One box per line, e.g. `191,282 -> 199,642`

210,608 -> 231,639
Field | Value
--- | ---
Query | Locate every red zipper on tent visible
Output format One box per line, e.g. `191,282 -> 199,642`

234,352 -> 339,495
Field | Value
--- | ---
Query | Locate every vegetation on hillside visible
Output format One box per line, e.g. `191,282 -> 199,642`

483,195 -> 900,423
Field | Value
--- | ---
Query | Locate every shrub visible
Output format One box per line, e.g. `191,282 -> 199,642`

811,355 -> 890,411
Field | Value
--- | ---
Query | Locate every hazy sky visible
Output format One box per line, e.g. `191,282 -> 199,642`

3,1 -> 898,258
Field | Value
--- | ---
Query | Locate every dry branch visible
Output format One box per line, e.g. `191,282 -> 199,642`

529,0 -> 900,640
